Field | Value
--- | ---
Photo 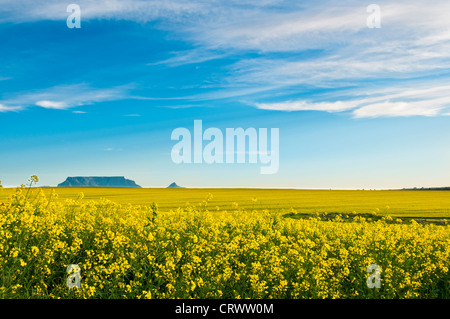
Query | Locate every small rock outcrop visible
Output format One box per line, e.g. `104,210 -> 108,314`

167,182 -> 184,188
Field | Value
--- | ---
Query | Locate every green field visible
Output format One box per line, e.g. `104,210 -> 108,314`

1,187 -> 449,218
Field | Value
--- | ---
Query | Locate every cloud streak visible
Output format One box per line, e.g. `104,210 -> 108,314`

254,85 -> 450,118
0,0 -> 207,23
0,83 -> 130,111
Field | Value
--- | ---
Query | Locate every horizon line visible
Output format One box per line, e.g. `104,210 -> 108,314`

2,186 -> 449,191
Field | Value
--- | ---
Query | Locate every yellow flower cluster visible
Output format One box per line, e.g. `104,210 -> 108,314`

0,186 -> 449,299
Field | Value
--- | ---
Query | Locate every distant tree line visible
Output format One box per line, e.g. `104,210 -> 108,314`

402,187 -> 450,191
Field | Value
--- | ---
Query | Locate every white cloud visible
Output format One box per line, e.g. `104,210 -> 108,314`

0,103 -> 22,112
352,101 -> 442,118
35,100 -> 67,109
0,83 -> 130,111
0,0 -> 209,23
190,6 -> 367,53
255,100 -> 358,112
0,104 -> 14,112
357,89 -> 450,118
149,48 -> 228,67
255,85 -> 450,118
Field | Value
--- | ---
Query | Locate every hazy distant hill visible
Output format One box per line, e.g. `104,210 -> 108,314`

58,176 -> 141,188
167,182 -> 184,188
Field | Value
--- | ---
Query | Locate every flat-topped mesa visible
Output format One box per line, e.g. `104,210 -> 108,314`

58,176 -> 141,188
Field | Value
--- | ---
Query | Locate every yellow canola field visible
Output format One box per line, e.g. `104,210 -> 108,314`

2,186 -> 450,218
0,187 -> 449,299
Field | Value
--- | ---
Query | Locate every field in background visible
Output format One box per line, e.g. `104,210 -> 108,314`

1,187 -> 449,218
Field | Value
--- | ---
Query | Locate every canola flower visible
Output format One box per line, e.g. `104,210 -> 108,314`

0,181 -> 449,299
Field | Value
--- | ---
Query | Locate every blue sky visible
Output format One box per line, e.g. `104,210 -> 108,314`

1,0 -> 450,189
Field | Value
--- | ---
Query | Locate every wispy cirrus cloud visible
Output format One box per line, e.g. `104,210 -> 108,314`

255,100 -> 359,113
0,0 -> 208,23
0,83 -> 131,111
254,85 -> 450,118
142,0 -> 450,119
35,100 -> 67,109
205,1 -> 450,118
149,48 -> 229,67
352,100 -> 444,118
123,113 -> 141,117
3,0 -> 450,118
0,103 -> 21,112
